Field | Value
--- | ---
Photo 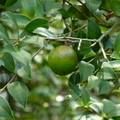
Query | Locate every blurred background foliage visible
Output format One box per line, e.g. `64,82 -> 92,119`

1,0 -> 120,120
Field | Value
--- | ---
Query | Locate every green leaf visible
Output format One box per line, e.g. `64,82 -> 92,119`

88,20 -> 101,39
86,0 -> 102,13
114,33 -> 120,51
80,86 -> 90,105
68,72 -> 81,99
103,36 -> 114,49
0,23 -> 10,43
4,11 -> 19,38
99,80 -> 114,94
17,64 -> 31,80
0,96 -> 14,119
110,0 -> 120,16
58,8 -> 68,19
25,18 -> 48,33
1,52 -> 15,72
88,75 -> 100,89
102,60 -> 120,70
79,61 -> 95,81
102,99 -> 116,115
1,14 -> 31,28
35,0 -> 44,17
7,81 -> 29,107
11,50 -> 32,65
2,44 -> 32,65
41,0 -> 61,12
21,0 -> 36,17
0,0 -> 17,8
111,51 -> 120,59
97,67 -> 117,80
33,27 -> 56,38
110,104 -> 120,117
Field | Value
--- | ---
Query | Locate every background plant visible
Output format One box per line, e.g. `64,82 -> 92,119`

0,0 -> 120,120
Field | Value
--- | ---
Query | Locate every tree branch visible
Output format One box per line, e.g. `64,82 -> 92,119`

0,74 -> 17,93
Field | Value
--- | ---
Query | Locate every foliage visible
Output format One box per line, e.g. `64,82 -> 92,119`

0,0 -> 120,120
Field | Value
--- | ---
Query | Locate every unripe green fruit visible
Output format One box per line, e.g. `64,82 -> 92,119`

48,45 -> 78,76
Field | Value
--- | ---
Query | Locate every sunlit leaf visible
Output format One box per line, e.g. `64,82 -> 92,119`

25,18 -> 48,32
7,81 -> 29,107
88,75 -> 100,89
102,99 -> 116,115
21,0 -> 36,17
110,104 -> 120,117
33,27 -> 56,38
17,64 -> 31,80
97,67 -> 117,80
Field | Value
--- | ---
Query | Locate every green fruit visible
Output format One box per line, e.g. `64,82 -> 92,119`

48,45 -> 78,76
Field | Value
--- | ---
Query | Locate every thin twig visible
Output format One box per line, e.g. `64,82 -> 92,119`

75,83 -> 87,101
99,41 -> 109,61
91,21 -> 120,47
0,74 -> 17,93
46,37 -> 97,42
32,46 -> 45,59
66,0 -> 89,19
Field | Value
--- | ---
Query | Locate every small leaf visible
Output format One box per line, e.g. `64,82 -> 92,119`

11,50 -> 32,65
4,12 -> 19,38
102,60 -> 120,69
110,0 -> 120,16
7,81 -> 29,107
1,14 -> 31,28
33,27 -> 56,38
0,23 -> 10,43
88,75 -> 100,89
58,8 -> 68,18
86,0 -> 102,13
110,104 -> 120,117
21,0 -> 36,17
17,64 -> 31,80
79,61 -> 95,81
102,99 -> 116,115
68,73 -> 81,99
99,80 -> 114,94
0,0 -> 17,8
80,86 -> 90,105
0,96 -> 14,119
35,0 -> 44,17
88,20 -> 101,39
97,67 -> 117,80
25,18 -> 48,32
114,33 -> 120,51
111,51 -> 120,59
1,52 -> 15,72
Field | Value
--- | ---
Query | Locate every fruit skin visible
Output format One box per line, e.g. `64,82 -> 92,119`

48,45 -> 78,76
